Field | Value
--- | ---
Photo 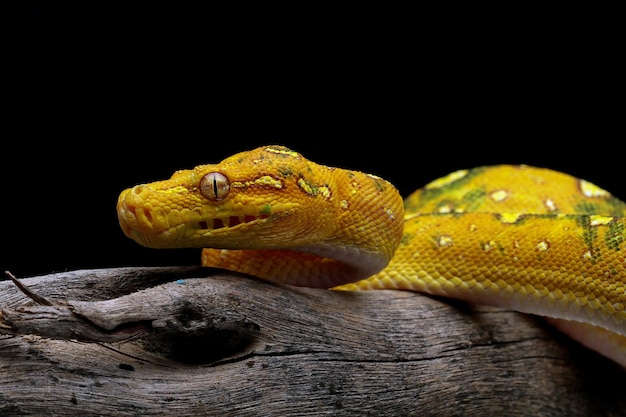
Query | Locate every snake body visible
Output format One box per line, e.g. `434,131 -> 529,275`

117,145 -> 626,366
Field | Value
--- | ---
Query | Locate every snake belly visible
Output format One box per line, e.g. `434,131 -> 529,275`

117,145 -> 626,366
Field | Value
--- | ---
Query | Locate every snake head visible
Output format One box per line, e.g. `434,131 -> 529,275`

116,146 -> 350,250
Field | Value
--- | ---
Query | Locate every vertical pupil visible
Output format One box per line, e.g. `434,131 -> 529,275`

200,172 -> 229,201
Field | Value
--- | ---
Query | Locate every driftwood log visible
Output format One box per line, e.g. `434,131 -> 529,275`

0,266 -> 624,416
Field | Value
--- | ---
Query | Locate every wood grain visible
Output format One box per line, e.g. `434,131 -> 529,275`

1,267 -> 624,416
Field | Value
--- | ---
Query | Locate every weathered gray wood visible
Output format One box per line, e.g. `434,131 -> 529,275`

1,267 -> 624,416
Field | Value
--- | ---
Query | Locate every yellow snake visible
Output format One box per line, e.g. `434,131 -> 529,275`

117,145 -> 626,366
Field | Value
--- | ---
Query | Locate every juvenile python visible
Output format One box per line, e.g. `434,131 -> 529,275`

117,145 -> 626,366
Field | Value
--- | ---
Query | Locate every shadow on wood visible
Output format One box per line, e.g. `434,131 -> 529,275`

1,267 -> 624,416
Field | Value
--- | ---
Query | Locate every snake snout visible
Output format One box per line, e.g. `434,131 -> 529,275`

116,185 -> 161,236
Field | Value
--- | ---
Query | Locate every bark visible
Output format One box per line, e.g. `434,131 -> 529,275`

0,266 -> 624,417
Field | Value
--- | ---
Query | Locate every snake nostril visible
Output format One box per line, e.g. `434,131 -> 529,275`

132,185 -> 146,195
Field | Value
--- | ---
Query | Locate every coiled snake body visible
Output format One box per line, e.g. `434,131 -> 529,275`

117,145 -> 626,366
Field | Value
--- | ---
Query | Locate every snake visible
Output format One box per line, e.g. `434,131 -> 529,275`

116,145 -> 626,367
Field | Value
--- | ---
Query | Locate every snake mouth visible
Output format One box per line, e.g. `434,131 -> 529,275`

197,214 -> 270,231
119,211 -> 274,249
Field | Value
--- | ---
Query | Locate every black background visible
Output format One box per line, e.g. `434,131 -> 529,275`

3,5 -> 623,279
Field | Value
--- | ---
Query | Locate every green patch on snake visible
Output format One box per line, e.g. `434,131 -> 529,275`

577,215 -> 599,250
576,214 -> 624,253
400,232 -> 414,246
534,213 -> 561,219
297,178 -> 318,196
460,188 -> 488,211
574,196 -> 626,217
372,177 -> 387,193
278,166 -> 294,178
575,201 -> 609,215
602,195 -> 626,216
609,196 -> 626,215
606,221 -> 625,251
297,178 -> 331,198
427,188 -> 487,214
259,204 -> 272,216
583,249 -> 602,264
406,167 -> 490,212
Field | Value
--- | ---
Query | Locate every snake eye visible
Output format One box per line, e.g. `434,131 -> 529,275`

200,172 -> 230,201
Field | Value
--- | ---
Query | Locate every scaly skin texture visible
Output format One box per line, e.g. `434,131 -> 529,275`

117,145 -> 626,366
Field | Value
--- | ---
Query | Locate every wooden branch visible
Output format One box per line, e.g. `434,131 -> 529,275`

1,267 -> 624,416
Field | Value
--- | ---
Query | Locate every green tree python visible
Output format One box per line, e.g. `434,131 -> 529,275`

116,145 -> 626,367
